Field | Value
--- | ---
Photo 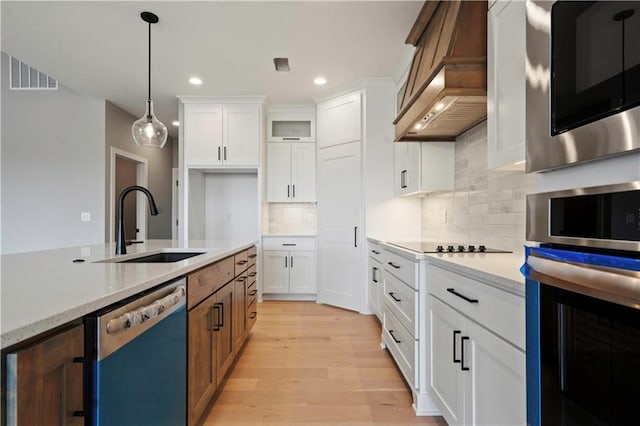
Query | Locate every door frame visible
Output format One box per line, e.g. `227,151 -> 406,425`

109,147 -> 149,243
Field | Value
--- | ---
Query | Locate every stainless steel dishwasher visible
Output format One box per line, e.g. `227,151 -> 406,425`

85,278 -> 186,426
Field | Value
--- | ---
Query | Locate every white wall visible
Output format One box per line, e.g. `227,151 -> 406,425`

1,52 -> 105,253
204,173 -> 258,242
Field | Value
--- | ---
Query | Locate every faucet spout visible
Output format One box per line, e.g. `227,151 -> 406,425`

116,185 -> 159,255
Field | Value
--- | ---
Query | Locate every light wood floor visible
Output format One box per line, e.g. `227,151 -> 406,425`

203,301 -> 447,425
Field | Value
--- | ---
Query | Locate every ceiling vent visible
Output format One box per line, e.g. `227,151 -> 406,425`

9,56 -> 58,90
273,58 -> 290,72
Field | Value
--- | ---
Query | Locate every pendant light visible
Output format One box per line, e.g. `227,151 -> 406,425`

132,11 -> 167,149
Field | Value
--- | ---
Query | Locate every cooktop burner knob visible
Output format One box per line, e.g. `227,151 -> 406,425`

436,245 -> 444,252
468,245 -> 475,252
447,245 -> 454,252
458,245 -> 465,252
479,245 -> 486,252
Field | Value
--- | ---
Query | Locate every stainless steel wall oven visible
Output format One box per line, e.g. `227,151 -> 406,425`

526,1 -> 640,172
524,182 -> 640,425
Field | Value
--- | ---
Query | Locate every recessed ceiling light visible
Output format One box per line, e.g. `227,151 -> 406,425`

172,121 -> 180,127
434,102 -> 445,111
189,77 -> 203,85
314,77 -> 327,85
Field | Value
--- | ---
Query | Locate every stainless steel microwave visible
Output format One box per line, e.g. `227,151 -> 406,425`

526,1 -> 640,173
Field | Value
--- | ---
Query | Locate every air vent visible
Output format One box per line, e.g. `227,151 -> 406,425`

9,56 -> 58,90
273,57 -> 290,72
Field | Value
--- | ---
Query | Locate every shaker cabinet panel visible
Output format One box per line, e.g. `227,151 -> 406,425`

266,143 -> 292,202
184,104 -> 224,166
317,93 -> 361,149
262,250 -> 289,293
289,251 -> 317,294
188,296 -> 217,425
291,144 -> 316,202
223,105 -> 260,166
5,324 -> 84,426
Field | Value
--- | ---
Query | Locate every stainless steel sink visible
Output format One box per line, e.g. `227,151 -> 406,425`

120,252 -> 206,263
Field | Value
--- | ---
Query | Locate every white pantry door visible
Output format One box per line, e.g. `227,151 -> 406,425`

317,141 -> 363,312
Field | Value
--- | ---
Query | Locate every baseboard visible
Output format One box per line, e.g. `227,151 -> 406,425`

413,393 -> 441,416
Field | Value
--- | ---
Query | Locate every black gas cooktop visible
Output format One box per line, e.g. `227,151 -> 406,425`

387,241 -> 512,254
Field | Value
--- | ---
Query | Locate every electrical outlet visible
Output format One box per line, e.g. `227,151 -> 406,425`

81,212 -> 91,222
440,209 -> 447,223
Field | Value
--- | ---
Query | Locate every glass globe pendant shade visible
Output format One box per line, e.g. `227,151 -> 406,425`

132,100 -> 167,148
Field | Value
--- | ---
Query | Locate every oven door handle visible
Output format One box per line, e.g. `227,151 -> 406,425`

527,254 -> 640,309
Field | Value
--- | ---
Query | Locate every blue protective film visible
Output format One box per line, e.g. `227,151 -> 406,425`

522,245 -> 640,274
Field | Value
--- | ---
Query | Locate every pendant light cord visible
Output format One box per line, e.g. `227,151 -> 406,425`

148,21 -> 152,103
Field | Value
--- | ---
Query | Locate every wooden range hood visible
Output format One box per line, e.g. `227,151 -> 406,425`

394,0 -> 487,142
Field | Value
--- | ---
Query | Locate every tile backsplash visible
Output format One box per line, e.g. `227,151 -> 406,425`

264,203 -> 317,235
421,122 -> 535,254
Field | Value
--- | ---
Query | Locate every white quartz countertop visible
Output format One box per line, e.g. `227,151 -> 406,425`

1,239 -> 256,349
373,238 -> 525,295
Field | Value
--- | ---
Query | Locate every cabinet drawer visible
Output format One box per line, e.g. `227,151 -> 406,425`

368,241 -> 385,263
247,281 -> 257,308
247,264 -> 257,285
384,249 -> 418,289
383,272 -> 417,338
384,309 -> 416,389
262,237 -> 316,251
248,246 -> 257,267
427,264 -> 525,350
188,256 -> 235,309
234,250 -> 249,276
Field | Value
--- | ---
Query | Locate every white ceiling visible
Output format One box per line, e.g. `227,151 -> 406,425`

1,1 -> 420,138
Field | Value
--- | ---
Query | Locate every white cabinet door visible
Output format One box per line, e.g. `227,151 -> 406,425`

184,104 -> 223,166
266,143 -> 292,202
394,143 -> 408,196
368,257 -> 383,320
289,251 -> 317,294
317,141 -> 363,312
405,142 -> 421,194
223,104 -> 260,166
291,144 -> 316,202
429,296 -> 465,426
317,93 -> 361,149
487,0 -> 526,170
262,251 -> 289,293
463,318 -> 526,426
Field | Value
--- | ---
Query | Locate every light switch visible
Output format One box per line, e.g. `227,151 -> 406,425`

81,212 -> 91,222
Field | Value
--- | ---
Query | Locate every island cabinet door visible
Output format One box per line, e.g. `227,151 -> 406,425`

215,283 -> 235,386
6,324 -> 84,426
188,295 -> 217,426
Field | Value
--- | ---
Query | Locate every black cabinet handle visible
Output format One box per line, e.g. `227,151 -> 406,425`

73,357 -> 85,363
372,266 -> 378,283
249,290 -> 258,296
283,137 -> 300,141
224,146 -> 227,160
218,146 -> 221,161
371,250 -> 380,255
388,292 -> 401,302
453,330 -> 461,363
237,260 -> 248,265
73,411 -> 86,417
461,336 -> 470,371
249,272 -> 257,277
389,330 -> 401,344
287,184 -> 290,198
249,312 -> 257,319
446,288 -> 479,304
282,243 -> 297,246
217,302 -> 224,328
211,306 -> 220,331
401,170 -> 407,189
236,277 -> 247,283
388,261 -> 400,269
249,254 -> 257,258
354,226 -> 358,247
285,256 -> 288,268
292,184 -> 296,198
290,256 -> 294,268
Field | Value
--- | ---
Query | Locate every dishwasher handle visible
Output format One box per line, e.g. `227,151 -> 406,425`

106,285 -> 186,334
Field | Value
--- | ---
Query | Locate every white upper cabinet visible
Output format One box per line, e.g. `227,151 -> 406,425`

184,104 -> 224,166
394,142 -> 455,197
317,93 -> 361,149
265,143 -> 316,203
267,106 -> 316,143
181,97 -> 263,167
487,0 -> 526,170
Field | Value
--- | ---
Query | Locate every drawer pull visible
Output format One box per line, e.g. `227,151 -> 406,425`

249,272 -> 257,277
236,277 -> 247,282
249,254 -> 257,258
249,290 -> 258,296
388,292 -> 401,302
249,312 -> 257,319
453,330 -> 461,363
371,250 -> 380,255
237,260 -> 248,265
446,288 -> 478,304
461,336 -> 470,371
388,261 -> 400,269
282,243 -> 297,246
372,266 -> 378,283
389,329 -> 401,344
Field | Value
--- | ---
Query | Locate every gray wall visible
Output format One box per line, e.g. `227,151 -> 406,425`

1,52 -> 106,253
105,101 -> 174,240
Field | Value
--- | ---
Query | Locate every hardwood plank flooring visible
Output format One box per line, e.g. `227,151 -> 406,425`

203,301 -> 447,425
